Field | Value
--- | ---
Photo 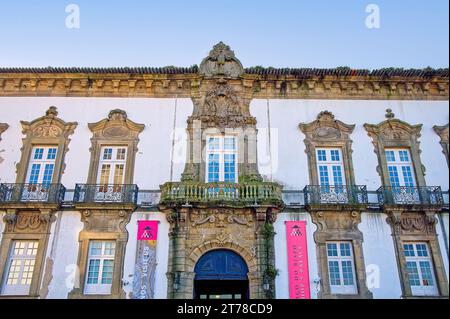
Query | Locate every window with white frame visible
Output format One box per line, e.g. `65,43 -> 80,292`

316,148 -> 346,187
385,148 -> 417,188
1,241 -> 39,296
26,146 -> 58,185
84,241 -> 116,295
326,242 -> 358,295
403,242 -> 439,296
97,146 -> 127,186
206,136 -> 237,183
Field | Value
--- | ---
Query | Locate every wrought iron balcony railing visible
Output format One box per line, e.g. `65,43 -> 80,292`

73,184 -> 139,204
304,185 -> 368,206
160,182 -> 283,206
0,183 -> 66,204
377,186 -> 443,207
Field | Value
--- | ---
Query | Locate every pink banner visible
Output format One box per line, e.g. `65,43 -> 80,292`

137,221 -> 159,241
286,221 -> 311,299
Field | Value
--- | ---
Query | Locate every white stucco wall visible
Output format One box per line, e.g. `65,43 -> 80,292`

359,212 -> 403,299
45,211 -> 83,299
0,96 -> 448,299
251,99 -> 449,191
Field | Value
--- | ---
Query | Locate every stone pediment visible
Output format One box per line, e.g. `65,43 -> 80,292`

88,109 -> 145,139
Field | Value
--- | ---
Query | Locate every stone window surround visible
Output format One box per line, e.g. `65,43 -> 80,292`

299,111 -> 357,186
0,209 -> 55,299
386,210 -> 449,298
183,125 -> 260,183
433,123 -> 449,168
86,109 -> 145,185
364,110 -> 426,187
311,211 -> 373,299
68,210 -> 132,299
15,106 -> 77,185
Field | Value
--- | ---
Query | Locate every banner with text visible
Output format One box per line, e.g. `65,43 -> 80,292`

132,221 -> 159,299
286,221 -> 311,299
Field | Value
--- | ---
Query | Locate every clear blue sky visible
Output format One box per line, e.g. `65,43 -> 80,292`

0,0 -> 448,69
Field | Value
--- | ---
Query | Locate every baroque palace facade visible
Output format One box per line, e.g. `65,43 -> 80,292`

0,43 -> 448,299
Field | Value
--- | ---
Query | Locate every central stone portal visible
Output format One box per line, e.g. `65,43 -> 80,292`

159,42 -> 284,299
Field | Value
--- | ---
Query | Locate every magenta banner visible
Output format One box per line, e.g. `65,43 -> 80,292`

286,221 -> 311,299
137,221 -> 158,241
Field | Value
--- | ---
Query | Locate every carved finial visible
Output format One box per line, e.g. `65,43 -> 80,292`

108,109 -> 127,121
385,109 -> 395,119
199,42 -> 244,78
317,111 -> 335,121
46,106 -> 58,117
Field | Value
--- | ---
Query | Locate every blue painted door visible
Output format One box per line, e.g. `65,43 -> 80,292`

194,249 -> 249,281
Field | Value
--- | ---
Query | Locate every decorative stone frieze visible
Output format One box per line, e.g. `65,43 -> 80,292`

0,68 -> 447,100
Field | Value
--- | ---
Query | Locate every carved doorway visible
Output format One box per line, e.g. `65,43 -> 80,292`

193,249 -> 249,300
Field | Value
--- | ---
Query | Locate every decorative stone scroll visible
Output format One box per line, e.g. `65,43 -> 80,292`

434,124 -> 449,167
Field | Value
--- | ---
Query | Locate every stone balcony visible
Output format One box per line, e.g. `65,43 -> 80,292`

159,181 -> 284,209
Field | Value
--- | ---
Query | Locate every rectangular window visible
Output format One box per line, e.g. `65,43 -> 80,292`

326,242 -> 358,295
403,242 -> 438,296
206,136 -> 238,183
315,148 -> 346,187
84,241 -> 116,295
25,146 -> 58,185
385,148 -> 417,187
1,241 -> 39,296
97,147 -> 127,185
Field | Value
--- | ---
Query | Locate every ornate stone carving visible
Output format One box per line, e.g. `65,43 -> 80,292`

299,111 -> 356,186
3,210 -> 54,233
163,206 -> 277,299
434,123 -> 449,166
199,42 -> 244,78
386,211 -> 437,236
364,110 -> 425,187
191,209 -> 253,228
86,109 -> 144,184
190,82 -> 256,129
80,209 -> 132,233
